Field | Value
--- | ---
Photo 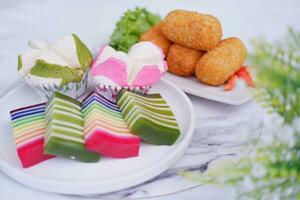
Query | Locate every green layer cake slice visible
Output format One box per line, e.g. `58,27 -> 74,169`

44,92 -> 100,162
116,89 -> 180,145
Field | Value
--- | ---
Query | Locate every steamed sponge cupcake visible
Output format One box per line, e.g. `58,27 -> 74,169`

18,34 -> 92,99
91,41 -> 167,101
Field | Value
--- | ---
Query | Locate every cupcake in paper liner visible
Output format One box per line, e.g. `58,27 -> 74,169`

91,41 -> 167,101
17,34 -> 92,99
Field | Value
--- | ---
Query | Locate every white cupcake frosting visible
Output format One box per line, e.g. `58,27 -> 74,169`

50,35 -> 81,68
127,41 -> 165,84
93,45 -> 133,82
18,49 -> 44,77
92,41 -> 167,87
38,50 -> 69,66
28,39 -> 51,50
19,35 -> 84,87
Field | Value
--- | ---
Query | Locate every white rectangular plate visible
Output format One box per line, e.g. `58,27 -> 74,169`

163,73 -> 252,105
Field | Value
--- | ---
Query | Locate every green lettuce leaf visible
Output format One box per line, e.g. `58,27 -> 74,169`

109,7 -> 161,52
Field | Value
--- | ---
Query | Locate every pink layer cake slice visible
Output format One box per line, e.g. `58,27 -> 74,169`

10,103 -> 54,168
82,92 -> 140,158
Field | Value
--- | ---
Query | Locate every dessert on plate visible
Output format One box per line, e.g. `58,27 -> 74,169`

91,41 -> 167,101
18,34 -> 93,99
44,92 -> 100,162
9,88 -> 181,167
82,92 -> 140,158
6,7 -> 199,172
10,103 -> 54,168
117,89 -> 180,145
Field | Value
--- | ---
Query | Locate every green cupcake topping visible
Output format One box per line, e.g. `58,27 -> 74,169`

72,33 -> 93,70
30,60 -> 83,85
18,34 -> 93,86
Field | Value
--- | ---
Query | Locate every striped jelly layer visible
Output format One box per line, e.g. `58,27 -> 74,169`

82,92 -> 140,158
44,92 -> 100,162
82,92 -> 133,138
10,103 -> 54,168
116,89 -> 181,145
10,103 -> 46,147
45,94 -> 84,144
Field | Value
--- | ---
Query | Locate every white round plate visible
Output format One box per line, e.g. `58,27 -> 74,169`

0,79 -> 195,195
164,73 -> 252,105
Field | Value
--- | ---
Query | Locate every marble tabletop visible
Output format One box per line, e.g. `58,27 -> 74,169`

0,0 -> 299,199
82,96 -> 263,199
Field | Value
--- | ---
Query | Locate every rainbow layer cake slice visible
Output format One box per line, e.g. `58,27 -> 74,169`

116,89 -> 181,145
10,103 -> 54,168
44,92 -> 100,162
82,92 -> 140,158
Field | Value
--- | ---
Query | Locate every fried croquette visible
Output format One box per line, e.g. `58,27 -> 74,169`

195,37 -> 247,86
167,43 -> 204,76
140,23 -> 171,55
161,10 -> 222,51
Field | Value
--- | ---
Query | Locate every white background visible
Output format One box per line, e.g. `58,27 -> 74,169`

0,0 -> 299,199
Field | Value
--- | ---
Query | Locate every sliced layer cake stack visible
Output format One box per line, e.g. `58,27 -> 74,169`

82,92 -> 140,158
9,89 -> 181,168
44,92 -> 100,162
116,89 -> 181,145
10,103 -> 54,168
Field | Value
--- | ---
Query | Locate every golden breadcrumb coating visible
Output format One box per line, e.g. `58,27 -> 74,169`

167,43 -> 204,76
140,23 -> 171,55
161,10 -> 222,51
195,37 -> 247,86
